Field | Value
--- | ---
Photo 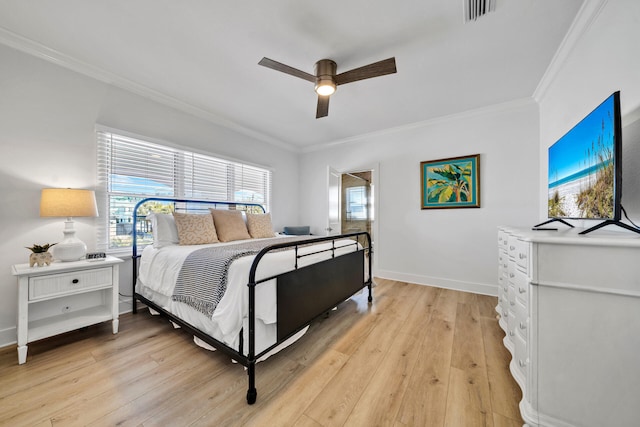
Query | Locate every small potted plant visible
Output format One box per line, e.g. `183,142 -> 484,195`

26,243 -> 56,267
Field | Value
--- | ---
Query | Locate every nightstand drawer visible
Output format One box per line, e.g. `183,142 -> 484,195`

29,267 -> 113,301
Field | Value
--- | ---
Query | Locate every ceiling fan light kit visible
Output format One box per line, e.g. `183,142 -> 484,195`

314,59 -> 337,96
258,56 -> 397,118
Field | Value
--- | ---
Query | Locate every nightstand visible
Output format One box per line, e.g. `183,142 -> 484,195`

11,256 -> 123,364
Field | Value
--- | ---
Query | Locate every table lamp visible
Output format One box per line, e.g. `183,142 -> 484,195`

40,188 -> 98,261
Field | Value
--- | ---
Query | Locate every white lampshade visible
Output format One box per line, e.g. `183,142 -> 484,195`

40,188 -> 98,262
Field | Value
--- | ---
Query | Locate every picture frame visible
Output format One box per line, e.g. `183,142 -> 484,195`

421,154 -> 480,209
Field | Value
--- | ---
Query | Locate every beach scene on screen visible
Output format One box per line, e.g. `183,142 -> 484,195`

547,95 -> 616,219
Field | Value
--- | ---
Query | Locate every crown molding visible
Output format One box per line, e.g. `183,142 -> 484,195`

533,0 -> 608,103
301,97 -> 536,153
0,26 -> 298,153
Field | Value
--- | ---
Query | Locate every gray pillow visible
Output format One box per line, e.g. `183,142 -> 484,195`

283,226 -> 310,235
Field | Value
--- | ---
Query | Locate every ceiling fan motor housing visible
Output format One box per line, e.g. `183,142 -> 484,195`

314,59 -> 337,95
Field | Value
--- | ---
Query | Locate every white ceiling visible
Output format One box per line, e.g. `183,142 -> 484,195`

0,0 -> 584,150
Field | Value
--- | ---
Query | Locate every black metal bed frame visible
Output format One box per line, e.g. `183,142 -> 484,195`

131,197 -> 372,404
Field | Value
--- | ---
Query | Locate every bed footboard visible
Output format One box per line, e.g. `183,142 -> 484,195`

276,250 -> 364,341
246,232 -> 372,404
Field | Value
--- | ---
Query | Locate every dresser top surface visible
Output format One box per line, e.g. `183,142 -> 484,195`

12,256 -> 123,277
499,226 -> 640,248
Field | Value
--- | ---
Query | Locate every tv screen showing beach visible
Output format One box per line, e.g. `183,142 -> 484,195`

548,93 -> 618,219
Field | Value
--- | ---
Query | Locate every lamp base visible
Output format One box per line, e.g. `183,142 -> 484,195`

53,239 -> 87,262
53,217 -> 87,261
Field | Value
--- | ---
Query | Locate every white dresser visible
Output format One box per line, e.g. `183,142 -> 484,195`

497,226 -> 640,427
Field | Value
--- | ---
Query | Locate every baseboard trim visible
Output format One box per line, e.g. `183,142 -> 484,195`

0,327 -> 16,350
376,270 -> 498,296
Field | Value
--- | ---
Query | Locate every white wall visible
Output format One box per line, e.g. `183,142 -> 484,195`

538,0 -> 640,225
0,44 -> 299,347
299,100 -> 540,295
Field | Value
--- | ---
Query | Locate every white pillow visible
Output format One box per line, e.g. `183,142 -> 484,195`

149,213 -> 179,248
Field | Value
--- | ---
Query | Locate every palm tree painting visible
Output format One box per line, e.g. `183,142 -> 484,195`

421,154 -> 480,209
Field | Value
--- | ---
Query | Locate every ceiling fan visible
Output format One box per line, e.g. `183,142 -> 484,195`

258,56 -> 397,118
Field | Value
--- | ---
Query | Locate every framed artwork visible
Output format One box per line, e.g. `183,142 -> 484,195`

421,154 -> 480,209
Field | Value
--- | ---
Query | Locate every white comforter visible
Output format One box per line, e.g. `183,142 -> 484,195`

136,236 -> 363,356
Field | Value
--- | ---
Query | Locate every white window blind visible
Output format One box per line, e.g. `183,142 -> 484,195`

96,130 -> 272,251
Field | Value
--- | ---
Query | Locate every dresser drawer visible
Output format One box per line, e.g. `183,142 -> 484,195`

498,230 -> 508,250
498,251 -> 508,271
514,332 -> 528,377
515,298 -> 528,339
514,269 -> 529,302
507,235 -> 518,259
29,267 -> 113,301
515,239 -> 530,272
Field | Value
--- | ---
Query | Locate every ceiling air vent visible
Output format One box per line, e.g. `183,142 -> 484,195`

464,0 -> 496,22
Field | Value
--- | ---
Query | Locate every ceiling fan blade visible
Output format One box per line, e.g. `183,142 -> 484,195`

258,57 -> 316,83
335,57 -> 397,86
316,96 -> 330,119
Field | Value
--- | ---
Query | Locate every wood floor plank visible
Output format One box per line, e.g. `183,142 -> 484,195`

344,283 -> 438,426
395,288 -> 457,426
493,412 -> 524,427
0,279 -> 523,427
303,288 -> 414,427
293,414 -> 324,427
477,294 -> 500,319
445,367 -> 494,427
49,338 -> 212,426
244,349 -> 348,427
344,329 -> 421,426
480,317 -> 524,423
445,301 -> 495,427
0,350 -> 160,426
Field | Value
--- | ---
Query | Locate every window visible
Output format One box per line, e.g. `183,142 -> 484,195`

346,186 -> 367,221
96,129 -> 272,250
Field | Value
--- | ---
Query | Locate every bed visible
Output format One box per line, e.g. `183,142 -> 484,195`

131,197 -> 372,404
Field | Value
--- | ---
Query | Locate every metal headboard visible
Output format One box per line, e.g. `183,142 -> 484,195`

131,197 -> 266,259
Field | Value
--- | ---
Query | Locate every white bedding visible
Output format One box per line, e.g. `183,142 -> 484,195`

136,236 -> 364,357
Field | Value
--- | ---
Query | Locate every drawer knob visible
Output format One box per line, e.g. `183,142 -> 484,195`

519,359 -> 526,368
509,331 -> 515,337
510,301 -> 515,306
509,245 -> 515,250
72,279 -> 79,284
519,287 -> 526,293
509,273 -> 515,278
519,253 -> 526,260
519,322 -> 527,330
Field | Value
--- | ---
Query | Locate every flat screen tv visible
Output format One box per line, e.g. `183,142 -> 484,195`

538,91 -> 637,234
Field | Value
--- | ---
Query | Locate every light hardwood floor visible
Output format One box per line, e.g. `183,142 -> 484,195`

0,278 -> 523,426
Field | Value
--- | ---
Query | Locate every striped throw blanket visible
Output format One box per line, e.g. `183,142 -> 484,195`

171,236 -> 309,317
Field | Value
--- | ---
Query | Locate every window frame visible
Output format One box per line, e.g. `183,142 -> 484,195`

96,126 -> 272,253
